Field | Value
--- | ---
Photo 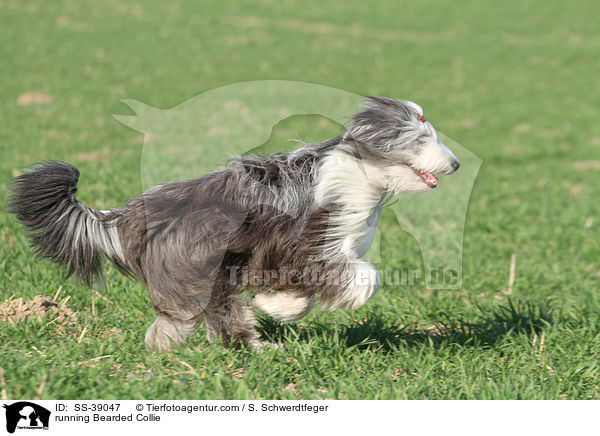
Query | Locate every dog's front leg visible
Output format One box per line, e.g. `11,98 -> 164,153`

250,291 -> 314,323
323,259 -> 380,311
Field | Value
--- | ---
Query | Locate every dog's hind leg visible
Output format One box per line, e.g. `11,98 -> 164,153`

202,293 -> 268,349
250,291 -> 314,323
145,313 -> 203,351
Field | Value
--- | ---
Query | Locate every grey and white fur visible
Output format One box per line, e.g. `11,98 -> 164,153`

9,97 -> 460,351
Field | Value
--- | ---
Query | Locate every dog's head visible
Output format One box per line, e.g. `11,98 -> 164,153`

344,96 -> 460,193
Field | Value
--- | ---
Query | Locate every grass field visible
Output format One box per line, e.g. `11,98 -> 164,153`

1,0 -> 599,400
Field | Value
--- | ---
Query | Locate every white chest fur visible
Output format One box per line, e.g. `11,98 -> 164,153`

345,204 -> 382,258
314,148 -> 388,259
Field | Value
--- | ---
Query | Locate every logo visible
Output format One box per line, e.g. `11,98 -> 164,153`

2,402 -> 50,433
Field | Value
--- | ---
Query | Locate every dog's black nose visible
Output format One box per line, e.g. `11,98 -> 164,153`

451,160 -> 461,172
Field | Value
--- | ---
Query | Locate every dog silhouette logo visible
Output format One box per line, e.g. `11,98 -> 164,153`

2,402 -> 50,433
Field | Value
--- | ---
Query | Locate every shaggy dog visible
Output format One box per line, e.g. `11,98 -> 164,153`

9,97 -> 460,351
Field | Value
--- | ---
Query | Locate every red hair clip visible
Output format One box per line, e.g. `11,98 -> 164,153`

418,114 -> 426,123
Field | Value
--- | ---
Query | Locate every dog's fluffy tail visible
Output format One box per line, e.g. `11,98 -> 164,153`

8,161 -> 125,285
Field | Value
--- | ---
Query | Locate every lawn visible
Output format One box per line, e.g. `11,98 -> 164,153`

0,0 -> 599,399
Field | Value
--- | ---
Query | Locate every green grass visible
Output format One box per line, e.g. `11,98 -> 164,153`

1,0 -> 600,399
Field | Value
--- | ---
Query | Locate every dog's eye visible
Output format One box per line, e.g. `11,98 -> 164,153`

418,114 -> 426,123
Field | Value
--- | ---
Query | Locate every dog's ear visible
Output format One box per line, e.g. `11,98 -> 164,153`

345,97 -> 408,145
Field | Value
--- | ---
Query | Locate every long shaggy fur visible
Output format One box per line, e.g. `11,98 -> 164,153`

8,162 -> 126,285
9,97 -> 460,351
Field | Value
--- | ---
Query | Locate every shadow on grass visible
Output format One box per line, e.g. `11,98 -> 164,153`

257,299 -> 555,352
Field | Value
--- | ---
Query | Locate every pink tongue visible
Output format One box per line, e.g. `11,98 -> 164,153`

420,171 -> 438,188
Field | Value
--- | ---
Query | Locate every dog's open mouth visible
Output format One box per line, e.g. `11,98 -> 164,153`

412,168 -> 439,188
